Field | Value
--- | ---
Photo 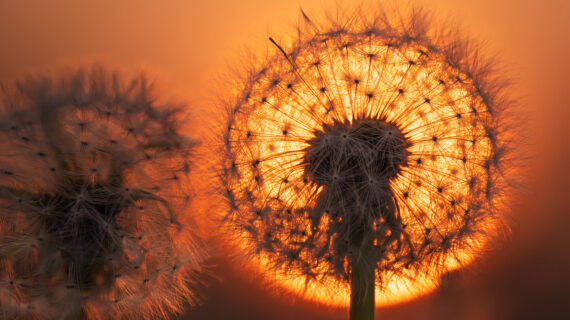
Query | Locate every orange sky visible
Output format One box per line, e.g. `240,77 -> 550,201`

1,1 -> 568,319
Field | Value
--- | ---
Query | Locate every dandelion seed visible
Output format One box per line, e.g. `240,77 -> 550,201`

0,65 -> 205,319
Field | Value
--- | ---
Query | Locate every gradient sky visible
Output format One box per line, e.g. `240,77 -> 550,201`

1,1 -> 568,319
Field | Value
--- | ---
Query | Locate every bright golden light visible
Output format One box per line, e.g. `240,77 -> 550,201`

220,9 -> 511,308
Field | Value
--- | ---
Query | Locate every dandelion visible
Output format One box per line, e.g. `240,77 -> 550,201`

218,5 -> 517,320
0,66 -> 205,319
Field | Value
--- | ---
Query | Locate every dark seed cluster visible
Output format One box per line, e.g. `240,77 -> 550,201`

0,66 -> 204,319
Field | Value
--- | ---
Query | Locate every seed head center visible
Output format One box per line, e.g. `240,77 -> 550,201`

40,183 -> 126,286
304,119 -> 409,187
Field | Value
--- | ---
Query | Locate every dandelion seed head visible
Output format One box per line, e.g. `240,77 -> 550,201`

218,4 -> 517,307
0,65 -> 205,319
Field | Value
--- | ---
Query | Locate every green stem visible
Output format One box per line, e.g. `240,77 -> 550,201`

350,242 -> 375,320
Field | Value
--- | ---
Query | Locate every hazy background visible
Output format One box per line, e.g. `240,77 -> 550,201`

1,0 -> 568,319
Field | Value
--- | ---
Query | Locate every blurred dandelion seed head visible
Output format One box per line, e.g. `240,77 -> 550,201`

0,66 -> 205,319
218,3 -> 517,308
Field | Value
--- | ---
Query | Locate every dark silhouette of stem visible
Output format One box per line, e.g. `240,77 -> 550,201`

350,236 -> 375,320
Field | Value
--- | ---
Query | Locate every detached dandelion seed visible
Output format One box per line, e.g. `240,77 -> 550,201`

0,66 -> 205,319
218,4 -> 518,320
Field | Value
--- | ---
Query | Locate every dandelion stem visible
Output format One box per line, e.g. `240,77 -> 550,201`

350,235 -> 375,320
